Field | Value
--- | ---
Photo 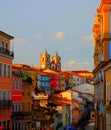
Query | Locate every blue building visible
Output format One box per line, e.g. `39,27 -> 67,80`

39,73 -> 50,93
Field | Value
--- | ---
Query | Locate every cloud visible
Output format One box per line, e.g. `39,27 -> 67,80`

35,33 -> 44,39
48,31 -> 64,44
14,38 -> 27,44
67,60 -> 76,67
54,32 -> 64,40
48,32 -> 75,44
63,60 -> 93,71
80,34 -> 93,43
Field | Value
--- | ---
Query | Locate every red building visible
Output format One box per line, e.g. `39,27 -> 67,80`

12,65 -> 23,130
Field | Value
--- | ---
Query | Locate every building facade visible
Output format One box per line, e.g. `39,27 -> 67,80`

0,31 -> 14,130
92,0 -> 111,130
12,66 -> 23,130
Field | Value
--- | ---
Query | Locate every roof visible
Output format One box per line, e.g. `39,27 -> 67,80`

72,70 -> 92,73
72,83 -> 94,95
12,64 -> 36,71
43,69 -> 59,75
50,96 -> 71,105
0,31 -> 14,39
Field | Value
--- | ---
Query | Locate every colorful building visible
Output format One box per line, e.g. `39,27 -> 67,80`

59,71 -> 66,90
0,31 -> 14,130
64,71 -> 73,89
92,0 -> 111,130
103,61 -> 111,130
12,65 -> 23,130
13,64 -> 33,130
39,72 -> 50,93
43,69 -> 60,91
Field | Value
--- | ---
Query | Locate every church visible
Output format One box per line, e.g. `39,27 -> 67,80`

40,49 -> 61,71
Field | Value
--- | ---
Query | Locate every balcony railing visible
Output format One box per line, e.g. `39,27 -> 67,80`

12,111 -> 32,118
22,111 -> 32,117
0,47 -> 14,58
0,100 -> 12,107
12,111 -> 23,117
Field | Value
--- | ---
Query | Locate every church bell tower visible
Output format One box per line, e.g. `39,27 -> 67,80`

40,49 -> 50,69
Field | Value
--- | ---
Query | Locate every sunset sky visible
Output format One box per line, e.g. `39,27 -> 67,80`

0,0 -> 100,71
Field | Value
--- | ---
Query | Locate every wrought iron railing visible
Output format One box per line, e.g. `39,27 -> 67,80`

0,47 -> 14,58
12,111 -> 32,118
0,100 -> 12,107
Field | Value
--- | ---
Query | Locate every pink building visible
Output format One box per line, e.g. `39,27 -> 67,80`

12,66 -> 23,130
50,73 -> 60,91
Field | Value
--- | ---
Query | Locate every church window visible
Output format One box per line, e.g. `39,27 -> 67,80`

42,57 -> 44,61
0,63 -> 2,76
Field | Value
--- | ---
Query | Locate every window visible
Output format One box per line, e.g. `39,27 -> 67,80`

4,64 -> 6,77
7,91 -> 10,100
0,63 -> 2,76
18,102 -> 20,111
19,79 -> 22,90
6,43 -> 8,50
28,103 -> 30,111
12,80 -> 14,89
3,91 -> 6,100
0,90 -> 3,100
2,41 -> 4,48
22,87 -> 24,96
22,103 -> 25,111
42,57 -> 44,61
28,86 -> 30,96
16,103 -> 18,112
8,65 -> 10,77
16,80 -> 18,89
12,103 -> 14,112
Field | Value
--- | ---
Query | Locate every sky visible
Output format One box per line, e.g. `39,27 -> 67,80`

0,0 -> 100,71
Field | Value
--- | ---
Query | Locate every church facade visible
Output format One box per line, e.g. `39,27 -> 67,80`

40,49 -> 61,71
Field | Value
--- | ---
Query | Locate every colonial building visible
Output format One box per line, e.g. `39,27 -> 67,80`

92,0 -> 111,130
0,31 -> 14,130
12,64 -> 33,130
12,65 -> 23,130
40,49 -> 61,71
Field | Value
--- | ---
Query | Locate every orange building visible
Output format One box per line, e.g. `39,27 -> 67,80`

0,31 -> 14,130
92,0 -> 111,130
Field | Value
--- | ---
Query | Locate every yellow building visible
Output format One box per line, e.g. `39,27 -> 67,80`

92,0 -> 111,130
58,72 -> 66,90
64,71 -> 74,89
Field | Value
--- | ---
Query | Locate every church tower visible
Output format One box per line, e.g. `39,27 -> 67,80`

40,49 -> 50,69
51,51 -> 61,70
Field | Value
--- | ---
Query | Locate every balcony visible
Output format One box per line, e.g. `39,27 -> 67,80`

0,100 -> 12,107
0,47 -> 14,58
12,111 -> 23,117
12,111 -> 32,118
21,111 -> 32,118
